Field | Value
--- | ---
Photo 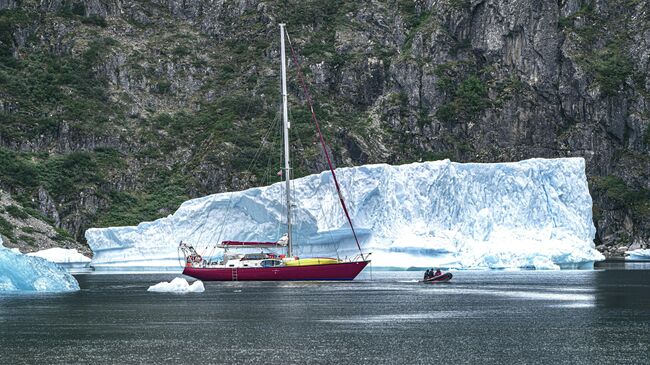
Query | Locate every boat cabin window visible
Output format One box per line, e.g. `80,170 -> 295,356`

261,259 -> 283,268
242,253 -> 267,260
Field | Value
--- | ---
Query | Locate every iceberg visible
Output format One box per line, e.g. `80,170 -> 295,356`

0,246 -> 80,292
85,158 -> 604,271
625,249 -> 650,261
27,248 -> 92,272
147,277 -> 205,293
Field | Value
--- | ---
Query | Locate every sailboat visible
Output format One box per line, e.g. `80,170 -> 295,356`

179,24 -> 370,281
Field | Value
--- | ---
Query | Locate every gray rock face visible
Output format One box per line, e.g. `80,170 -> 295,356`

0,0 -> 648,254
0,191 -> 89,255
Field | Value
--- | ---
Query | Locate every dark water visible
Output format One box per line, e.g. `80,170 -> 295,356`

1,268 -> 650,364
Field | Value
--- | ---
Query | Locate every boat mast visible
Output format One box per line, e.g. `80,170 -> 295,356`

280,24 -> 293,257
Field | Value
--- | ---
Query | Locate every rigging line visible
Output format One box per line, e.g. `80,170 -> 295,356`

288,113 -> 339,258
193,137 -> 224,254
216,108 -> 279,239
263,112 -> 281,188
267,111 -> 284,239
201,107 -> 282,260
287,113 -> 307,255
285,30 -> 366,260
194,132 -> 243,256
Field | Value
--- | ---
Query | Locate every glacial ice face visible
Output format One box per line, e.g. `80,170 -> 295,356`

85,158 -> 604,270
0,247 -> 80,292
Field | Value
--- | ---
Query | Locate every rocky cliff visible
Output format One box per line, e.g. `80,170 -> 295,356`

0,0 -> 648,256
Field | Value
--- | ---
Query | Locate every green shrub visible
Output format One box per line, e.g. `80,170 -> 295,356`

20,226 -> 37,234
53,227 -> 73,242
60,2 -> 86,17
588,46 -> 633,96
22,208 -> 54,224
459,76 -> 488,113
559,3 -> 595,30
0,216 -> 14,239
592,175 -> 650,217
19,234 -> 36,246
155,80 -> 172,94
0,149 -> 40,187
6,205 -> 29,220
435,74 -> 489,123
448,0 -> 471,10
0,9 -> 31,62
435,103 -> 456,123
172,45 -> 190,57
81,15 -> 107,27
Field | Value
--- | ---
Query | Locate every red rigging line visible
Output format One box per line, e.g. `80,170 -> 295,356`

285,31 -> 365,260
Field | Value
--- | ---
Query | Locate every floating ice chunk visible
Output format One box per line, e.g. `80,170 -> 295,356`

27,248 -> 91,272
86,158 -> 604,270
625,249 -> 650,261
27,248 -> 91,264
0,247 -> 80,292
147,277 -> 204,293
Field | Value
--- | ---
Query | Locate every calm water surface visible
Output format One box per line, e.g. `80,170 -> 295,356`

1,267 -> 650,364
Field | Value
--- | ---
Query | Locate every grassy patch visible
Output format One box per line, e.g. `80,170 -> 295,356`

95,180 -> 189,228
435,74 -> 490,123
20,226 -> 37,234
0,216 -> 14,240
6,205 -> 29,220
0,147 -> 125,205
448,0 -> 471,11
59,1 -> 107,27
580,44 -> 633,96
18,234 -> 36,246
0,9 -> 34,65
561,1 -> 638,97
52,227 -> 73,242
591,175 -> 650,217
22,208 -> 55,225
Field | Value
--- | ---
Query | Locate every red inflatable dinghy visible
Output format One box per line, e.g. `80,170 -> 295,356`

422,272 -> 452,283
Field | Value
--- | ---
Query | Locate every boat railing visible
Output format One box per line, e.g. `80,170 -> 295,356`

348,252 -> 372,262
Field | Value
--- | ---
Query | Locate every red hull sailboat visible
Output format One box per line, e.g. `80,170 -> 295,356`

180,24 -> 370,281
184,261 -> 369,281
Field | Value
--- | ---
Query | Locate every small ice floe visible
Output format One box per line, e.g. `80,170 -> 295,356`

147,277 -> 204,293
625,249 -> 650,261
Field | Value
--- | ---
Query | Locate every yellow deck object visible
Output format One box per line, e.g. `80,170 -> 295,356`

283,258 -> 340,266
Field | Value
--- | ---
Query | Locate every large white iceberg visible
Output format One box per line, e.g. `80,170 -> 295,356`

147,277 -> 205,293
0,246 -> 80,292
85,158 -> 604,271
27,248 -> 92,272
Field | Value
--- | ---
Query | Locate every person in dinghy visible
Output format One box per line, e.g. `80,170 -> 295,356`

422,268 -> 452,283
